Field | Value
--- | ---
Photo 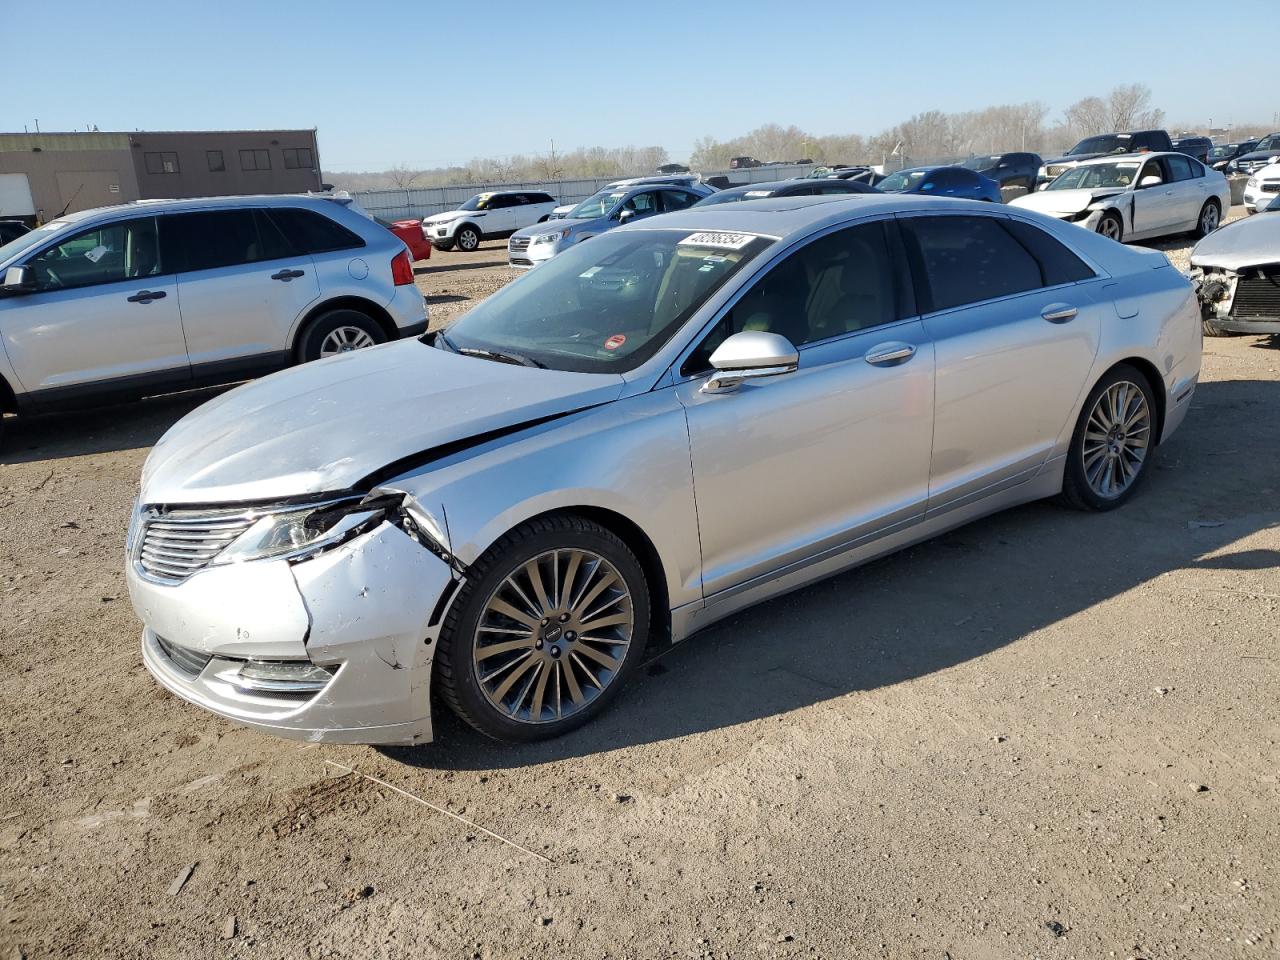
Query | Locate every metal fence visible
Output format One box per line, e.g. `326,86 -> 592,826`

352,163 -> 825,221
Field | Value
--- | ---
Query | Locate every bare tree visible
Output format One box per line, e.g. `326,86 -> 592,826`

386,164 -> 423,190
1064,96 -> 1110,138
1107,83 -> 1163,131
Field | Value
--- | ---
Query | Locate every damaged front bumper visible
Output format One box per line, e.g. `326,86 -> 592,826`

1192,263 -> 1280,334
128,515 -> 458,745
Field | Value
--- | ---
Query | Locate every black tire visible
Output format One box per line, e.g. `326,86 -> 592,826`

1096,211 -> 1124,243
454,224 -> 482,252
1195,199 -> 1221,238
434,239 -> 455,252
436,513 -> 651,743
1202,318 -> 1235,337
296,309 -> 386,364
1060,363 -> 1157,512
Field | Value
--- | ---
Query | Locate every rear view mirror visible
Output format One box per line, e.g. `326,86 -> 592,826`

1139,175 -> 1163,188
702,331 -> 799,394
1,265 -> 33,295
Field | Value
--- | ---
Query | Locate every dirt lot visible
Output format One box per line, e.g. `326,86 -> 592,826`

2,223 -> 1277,959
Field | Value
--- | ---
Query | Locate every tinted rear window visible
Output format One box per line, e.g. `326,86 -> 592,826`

267,207 -> 364,254
164,209 -> 295,272
902,215 -> 1042,312
1002,219 -> 1094,286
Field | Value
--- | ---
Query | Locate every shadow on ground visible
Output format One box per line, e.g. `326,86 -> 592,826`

385,376 -> 1280,771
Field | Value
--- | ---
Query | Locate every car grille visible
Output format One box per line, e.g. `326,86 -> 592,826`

510,257 -> 533,266
1260,183 -> 1280,194
154,634 -> 213,679
1241,159 -> 1276,174
509,236 -> 531,253
1046,165 -> 1070,178
1232,273 -> 1280,321
137,509 -> 257,582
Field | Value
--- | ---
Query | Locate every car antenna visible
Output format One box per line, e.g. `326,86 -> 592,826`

55,183 -> 85,219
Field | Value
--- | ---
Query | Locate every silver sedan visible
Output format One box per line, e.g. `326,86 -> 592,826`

127,195 -> 1201,745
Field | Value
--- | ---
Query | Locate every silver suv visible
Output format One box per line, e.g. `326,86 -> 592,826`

0,195 -> 427,418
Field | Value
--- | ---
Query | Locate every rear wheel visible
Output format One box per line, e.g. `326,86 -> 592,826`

1097,211 -> 1124,242
1195,199 -> 1221,238
436,514 -> 650,742
1060,364 -> 1156,512
297,309 -> 386,363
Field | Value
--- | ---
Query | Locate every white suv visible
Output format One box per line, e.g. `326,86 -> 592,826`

423,191 -> 559,252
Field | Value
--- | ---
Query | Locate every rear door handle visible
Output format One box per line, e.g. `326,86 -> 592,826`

1041,303 -> 1077,323
271,269 -> 305,281
865,342 -> 916,366
127,290 -> 166,303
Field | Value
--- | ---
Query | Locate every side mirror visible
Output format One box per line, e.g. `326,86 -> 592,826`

1,265 -> 33,295
1139,175 -> 1163,188
702,331 -> 799,394
921,181 -> 934,191
617,208 -> 636,224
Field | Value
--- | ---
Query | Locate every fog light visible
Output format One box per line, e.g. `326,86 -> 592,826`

235,660 -> 336,693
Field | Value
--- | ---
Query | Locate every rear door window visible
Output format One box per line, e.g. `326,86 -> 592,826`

1002,219 -> 1095,285
900,215 -> 1043,312
1165,155 -> 1194,182
164,209 -> 296,272
267,207 -> 365,253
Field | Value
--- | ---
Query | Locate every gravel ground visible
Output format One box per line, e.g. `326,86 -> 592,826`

1,216 -> 1277,959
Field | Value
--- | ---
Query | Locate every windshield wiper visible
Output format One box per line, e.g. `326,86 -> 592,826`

457,346 -> 546,369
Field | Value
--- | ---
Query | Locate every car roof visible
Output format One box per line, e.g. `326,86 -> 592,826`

38,193 -> 348,228
1072,151 -> 1188,166
614,193 -> 1001,241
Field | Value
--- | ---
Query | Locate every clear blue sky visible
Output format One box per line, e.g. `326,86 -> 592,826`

5,0 -> 1272,171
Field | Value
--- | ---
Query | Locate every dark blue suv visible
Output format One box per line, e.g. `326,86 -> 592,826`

876,165 -> 1002,202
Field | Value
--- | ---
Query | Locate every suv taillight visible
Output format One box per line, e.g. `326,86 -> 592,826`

391,249 -> 414,286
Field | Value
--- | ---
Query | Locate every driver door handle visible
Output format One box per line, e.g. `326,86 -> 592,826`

126,290 -> 166,303
1041,303 -> 1077,323
865,343 -> 916,366
271,269 -> 305,281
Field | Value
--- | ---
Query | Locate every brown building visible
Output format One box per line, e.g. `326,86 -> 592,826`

0,129 -> 322,224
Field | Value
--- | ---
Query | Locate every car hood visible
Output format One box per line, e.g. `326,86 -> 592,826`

512,217 -> 599,239
1190,212 -> 1280,271
1043,153 -> 1105,167
1012,188 -> 1123,216
423,210 -> 486,225
1236,150 -> 1280,165
141,339 -> 626,505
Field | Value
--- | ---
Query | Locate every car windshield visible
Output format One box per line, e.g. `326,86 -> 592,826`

568,190 -> 626,220
459,193 -> 496,212
876,170 -> 928,193
0,220 -> 66,264
1046,161 -> 1141,190
962,156 -> 1000,172
1208,145 -> 1235,160
1255,136 -> 1280,152
1068,135 -> 1131,156
438,229 -> 773,373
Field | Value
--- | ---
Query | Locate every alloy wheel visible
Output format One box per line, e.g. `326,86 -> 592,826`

318,325 -> 376,357
458,229 -> 479,251
472,548 -> 633,724
1200,204 -> 1220,234
1098,216 -> 1122,241
1081,380 -> 1152,499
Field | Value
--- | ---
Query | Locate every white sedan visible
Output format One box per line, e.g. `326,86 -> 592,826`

1243,162 -> 1280,214
1012,152 -> 1230,243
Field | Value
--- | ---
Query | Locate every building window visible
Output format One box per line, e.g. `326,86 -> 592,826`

282,147 -> 314,170
207,150 -> 225,172
144,151 -> 180,175
239,148 -> 271,172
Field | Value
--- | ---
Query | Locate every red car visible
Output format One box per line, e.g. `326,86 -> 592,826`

379,217 -> 432,261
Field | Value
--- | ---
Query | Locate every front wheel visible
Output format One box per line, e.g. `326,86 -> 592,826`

436,514 -> 650,742
1060,364 -> 1157,512
1096,211 -> 1124,242
455,225 -> 481,252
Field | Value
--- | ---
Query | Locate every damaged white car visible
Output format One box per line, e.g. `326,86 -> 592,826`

128,196 -> 1201,746
1012,152 -> 1229,243
1191,199 -> 1280,336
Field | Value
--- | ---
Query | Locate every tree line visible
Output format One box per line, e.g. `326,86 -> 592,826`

327,85 -> 1273,192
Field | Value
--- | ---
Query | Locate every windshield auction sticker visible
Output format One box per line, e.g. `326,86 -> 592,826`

678,232 -> 758,250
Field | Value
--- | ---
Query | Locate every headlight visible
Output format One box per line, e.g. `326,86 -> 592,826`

212,496 -> 397,565
533,230 -> 568,244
